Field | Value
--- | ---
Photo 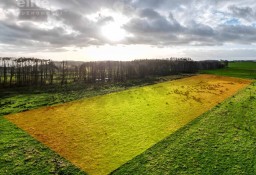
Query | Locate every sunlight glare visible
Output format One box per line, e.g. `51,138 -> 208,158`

101,23 -> 126,42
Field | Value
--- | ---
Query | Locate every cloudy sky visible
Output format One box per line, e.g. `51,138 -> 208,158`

0,0 -> 256,61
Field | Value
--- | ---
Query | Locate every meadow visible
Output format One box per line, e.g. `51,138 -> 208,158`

5,75 -> 251,175
0,74 -> 190,175
1,61 -> 255,175
112,81 -> 256,175
200,61 -> 256,79
1,75 -> 177,175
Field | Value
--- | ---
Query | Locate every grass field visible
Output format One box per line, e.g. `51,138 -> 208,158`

5,75 -> 251,175
0,118 -> 86,175
0,75 -> 189,175
200,61 -> 256,79
112,81 -> 256,175
0,75 -> 188,116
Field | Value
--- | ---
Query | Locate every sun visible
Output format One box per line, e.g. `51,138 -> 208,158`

101,23 -> 126,42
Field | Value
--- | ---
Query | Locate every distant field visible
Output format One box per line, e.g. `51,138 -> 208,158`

229,61 -> 256,69
200,61 -> 256,79
6,75 -> 251,175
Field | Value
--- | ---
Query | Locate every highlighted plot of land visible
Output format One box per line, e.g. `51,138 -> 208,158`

5,75 -> 252,175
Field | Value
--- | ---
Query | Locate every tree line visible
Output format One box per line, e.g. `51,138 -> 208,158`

0,57 -> 227,88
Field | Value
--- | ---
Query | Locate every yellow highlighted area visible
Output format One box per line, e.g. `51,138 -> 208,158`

5,75 -> 252,175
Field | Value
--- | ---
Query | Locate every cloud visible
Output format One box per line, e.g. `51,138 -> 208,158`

187,48 -> 256,60
139,8 -> 162,19
0,20 -> 73,46
217,24 -> 256,44
228,5 -> 256,22
0,0 -> 17,8
97,16 -> 114,25
0,0 -> 256,59
50,0 -> 134,14
132,0 -> 192,10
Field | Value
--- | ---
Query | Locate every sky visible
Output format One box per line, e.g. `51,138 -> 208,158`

0,0 -> 256,61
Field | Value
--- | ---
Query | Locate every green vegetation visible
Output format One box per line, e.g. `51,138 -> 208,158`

1,60 -> 255,175
0,118 -> 86,175
0,75 -> 188,175
6,75 -> 249,175
0,84 -> 124,116
112,82 -> 256,175
229,61 -> 256,70
200,61 -> 256,79
1,76 -> 182,116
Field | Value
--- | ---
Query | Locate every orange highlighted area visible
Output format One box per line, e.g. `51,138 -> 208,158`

5,75 -> 252,175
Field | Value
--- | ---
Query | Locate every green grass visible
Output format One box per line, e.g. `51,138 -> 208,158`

200,61 -> 256,79
1,68 -> 255,175
229,61 -> 256,69
0,81 -> 137,175
6,75 -> 250,175
0,75 -> 189,116
0,118 -> 86,175
0,83 -> 112,174
111,82 -> 256,175
0,75 -> 189,175
0,85 -> 124,116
